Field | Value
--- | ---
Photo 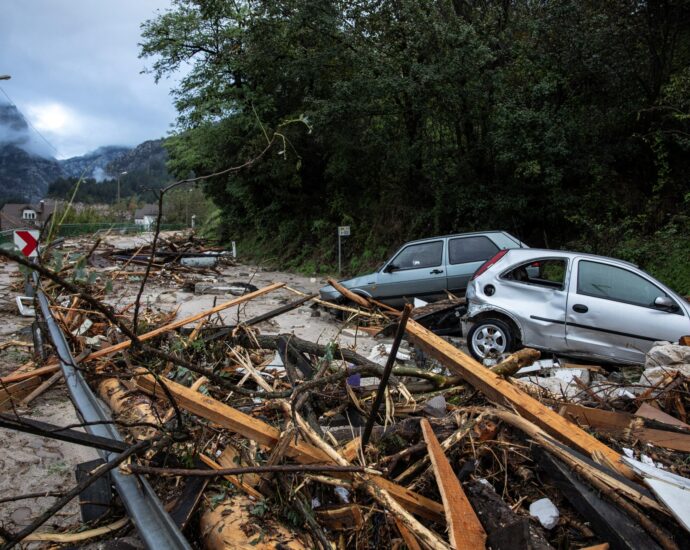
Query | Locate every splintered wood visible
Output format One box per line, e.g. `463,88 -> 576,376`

405,319 -> 633,479
135,374 -> 445,523
84,282 -> 285,361
420,418 -> 486,549
8,229 -> 690,550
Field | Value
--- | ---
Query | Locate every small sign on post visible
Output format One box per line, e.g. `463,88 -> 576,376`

14,230 -> 40,258
337,226 -> 351,274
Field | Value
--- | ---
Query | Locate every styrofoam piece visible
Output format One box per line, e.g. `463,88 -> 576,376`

529,498 -> 559,529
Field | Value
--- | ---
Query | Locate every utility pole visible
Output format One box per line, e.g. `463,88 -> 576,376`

117,171 -> 127,205
0,75 -> 11,80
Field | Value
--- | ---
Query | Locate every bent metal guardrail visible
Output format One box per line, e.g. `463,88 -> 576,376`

32,272 -> 192,550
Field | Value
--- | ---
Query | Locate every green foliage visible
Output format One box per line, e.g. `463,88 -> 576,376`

140,0 -> 690,291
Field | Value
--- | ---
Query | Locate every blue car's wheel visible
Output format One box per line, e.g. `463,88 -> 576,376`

467,318 -> 515,362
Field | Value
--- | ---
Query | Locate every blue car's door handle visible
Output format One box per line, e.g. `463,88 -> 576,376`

572,304 -> 588,313
430,269 -> 444,275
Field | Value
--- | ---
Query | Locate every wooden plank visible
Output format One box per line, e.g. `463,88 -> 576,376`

136,374 -> 444,522
562,403 -> 690,453
420,418 -> 486,549
636,403 -> 690,430
19,371 -> 63,406
84,282 -> 285,361
137,374 -> 326,462
314,504 -> 363,530
197,454 -> 263,499
339,437 -> 361,463
405,319 -> 633,479
0,364 -> 59,385
394,517 -> 423,550
0,378 -> 41,410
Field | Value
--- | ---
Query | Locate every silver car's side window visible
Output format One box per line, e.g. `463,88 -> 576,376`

448,236 -> 499,265
391,241 -> 443,270
577,260 -> 670,308
502,258 -> 567,289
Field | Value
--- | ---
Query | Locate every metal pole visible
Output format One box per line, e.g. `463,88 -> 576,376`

360,303 -> 413,448
34,280 -> 191,550
338,232 -> 342,275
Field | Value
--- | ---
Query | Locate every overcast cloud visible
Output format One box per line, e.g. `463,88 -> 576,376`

0,0 -> 181,159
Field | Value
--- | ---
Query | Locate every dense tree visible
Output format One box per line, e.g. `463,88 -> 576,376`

140,0 -> 690,290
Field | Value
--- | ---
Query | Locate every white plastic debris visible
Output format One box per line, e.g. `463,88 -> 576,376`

85,335 -> 106,347
529,498 -> 560,529
521,368 -> 589,399
413,298 -> 428,308
367,343 -> 411,367
72,318 -> 93,336
334,487 -> 350,503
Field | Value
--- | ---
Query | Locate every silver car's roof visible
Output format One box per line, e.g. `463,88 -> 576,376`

500,248 -> 638,268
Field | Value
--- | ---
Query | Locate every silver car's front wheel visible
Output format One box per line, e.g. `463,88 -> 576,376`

468,318 -> 514,361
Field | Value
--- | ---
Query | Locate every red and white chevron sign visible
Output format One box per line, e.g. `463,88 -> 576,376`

13,230 -> 40,258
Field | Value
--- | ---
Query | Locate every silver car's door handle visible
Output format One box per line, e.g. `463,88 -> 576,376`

572,304 -> 588,313
430,269 -> 443,274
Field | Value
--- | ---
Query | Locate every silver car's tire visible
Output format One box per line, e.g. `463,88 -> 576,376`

467,318 -> 514,362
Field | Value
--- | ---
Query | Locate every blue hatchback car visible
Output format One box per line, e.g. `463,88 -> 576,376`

320,230 -> 527,307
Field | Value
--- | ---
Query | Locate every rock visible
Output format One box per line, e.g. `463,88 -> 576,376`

529,498 -> 559,529
645,342 -> 690,369
11,506 -> 32,525
155,292 -> 177,304
423,395 -> 447,417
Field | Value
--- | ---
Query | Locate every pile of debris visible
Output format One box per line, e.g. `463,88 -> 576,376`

1,237 -> 689,550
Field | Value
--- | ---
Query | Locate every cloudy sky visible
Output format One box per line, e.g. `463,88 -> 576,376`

0,0 -> 181,159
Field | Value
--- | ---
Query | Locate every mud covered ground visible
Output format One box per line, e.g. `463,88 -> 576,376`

0,231 -> 383,542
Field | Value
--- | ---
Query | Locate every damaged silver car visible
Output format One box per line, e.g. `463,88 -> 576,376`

462,249 -> 690,365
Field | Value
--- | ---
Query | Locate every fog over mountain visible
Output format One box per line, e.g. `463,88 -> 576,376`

0,101 -> 54,158
60,145 -> 132,181
0,101 -> 170,204
0,101 -> 62,202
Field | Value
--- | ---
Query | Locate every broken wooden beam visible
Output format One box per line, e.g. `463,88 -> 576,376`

0,363 -> 60,386
405,319 -> 632,479
84,282 -> 285,361
561,403 -> 690,453
490,348 -> 540,377
135,374 -> 444,522
420,418 -> 486,549
326,278 -> 371,309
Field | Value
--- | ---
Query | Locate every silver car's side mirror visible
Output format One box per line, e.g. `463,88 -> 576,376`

654,296 -> 677,311
384,263 -> 398,273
